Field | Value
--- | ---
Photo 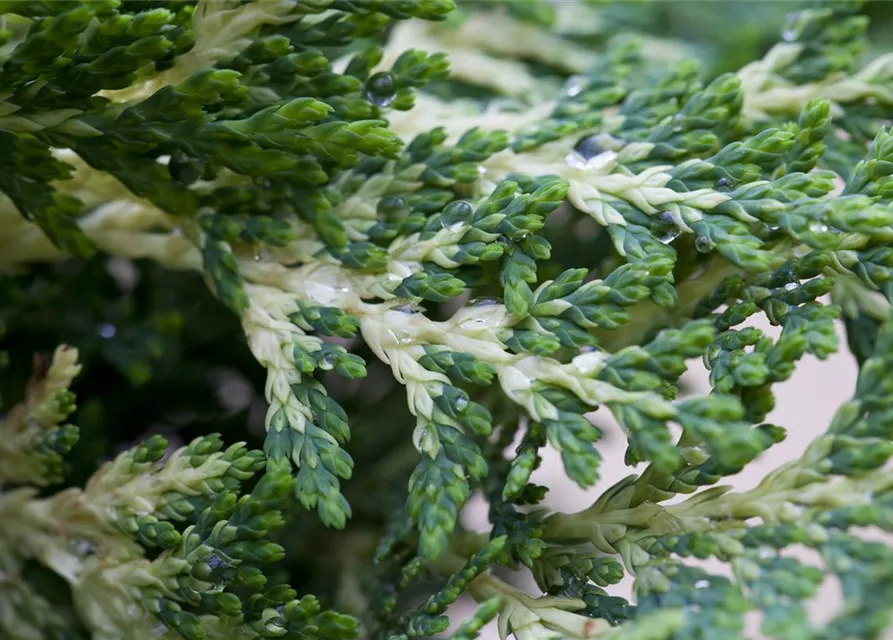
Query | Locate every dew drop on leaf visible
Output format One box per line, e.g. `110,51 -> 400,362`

395,303 -> 421,315
564,74 -> 585,97
651,211 -> 680,244
715,177 -> 733,192
207,554 -> 226,569
694,236 -> 713,253
468,297 -> 500,307
442,200 -> 474,226
659,230 -> 680,244
565,151 -> 590,170
71,538 -> 97,555
377,195 -> 407,220
98,323 -> 117,339
366,72 -> 396,107
320,353 -> 337,369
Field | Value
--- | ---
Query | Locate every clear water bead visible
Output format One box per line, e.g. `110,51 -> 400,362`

659,229 -> 680,244
565,151 -> 590,170
366,72 -> 397,107
651,211 -> 680,244
98,323 -> 116,339
564,75 -> 586,97
694,236 -> 713,253
468,297 -> 500,307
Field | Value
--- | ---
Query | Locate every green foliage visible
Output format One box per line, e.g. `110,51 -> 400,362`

4,1 -> 893,639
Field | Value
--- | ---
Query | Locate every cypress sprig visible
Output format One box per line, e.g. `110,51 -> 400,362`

7,2 -> 893,640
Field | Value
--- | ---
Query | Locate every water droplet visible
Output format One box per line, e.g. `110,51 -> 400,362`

454,395 -> 469,411
320,353 -> 338,369
694,579 -> 709,589
377,195 -> 407,220
441,200 -> 474,226
783,282 -> 798,292
72,538 -> 97,555
204,553 -> 233,584
715,177 -> 733,192
395,303 -> 421,315
565,151 -> 590,170
808,222 -> 830,234
98,323 -> 117,339
168,152 -> 202,185
694,236 -> 713,253
659,230 -> 680,244
764,224 -> 784,240
572,350 -> 608,375
651,211 -> 680,244
107,257 -> 138,291
254,254 -> 262,262
441,219 -> 465,233
778,502 -> 805,521
564,75 -> 586,97
366,72 -> 396,107
468,297 -> 500,307
781,11 -> 803,41
574,133 -> 625,160
689,263 -> 708,280
778,267 -> 796,285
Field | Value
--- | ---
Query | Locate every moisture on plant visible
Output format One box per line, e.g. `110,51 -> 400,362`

3,1 -> 893,639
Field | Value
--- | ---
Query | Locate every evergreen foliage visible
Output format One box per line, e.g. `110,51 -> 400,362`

3,1 -> 893,639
